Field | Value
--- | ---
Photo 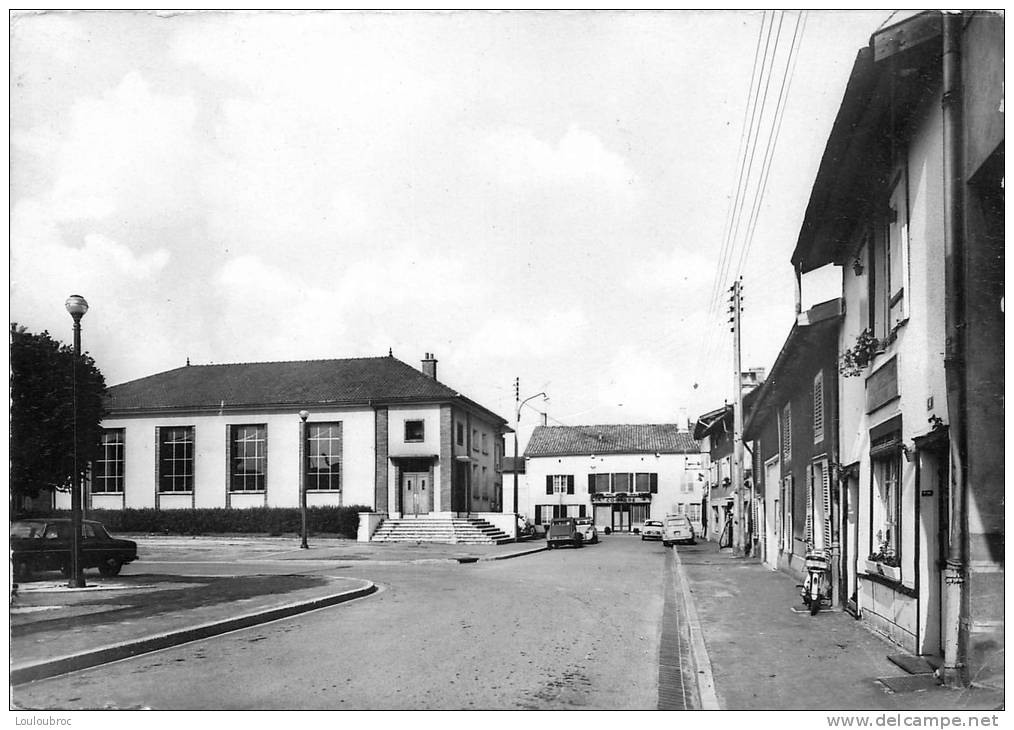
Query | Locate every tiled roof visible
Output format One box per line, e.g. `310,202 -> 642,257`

106,356 -> 503,422
524,424 -> 700,457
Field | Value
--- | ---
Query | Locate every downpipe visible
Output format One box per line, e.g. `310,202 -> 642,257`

940,11 -> 968,688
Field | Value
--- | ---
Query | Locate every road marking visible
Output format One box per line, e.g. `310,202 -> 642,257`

672,546 -> 721,710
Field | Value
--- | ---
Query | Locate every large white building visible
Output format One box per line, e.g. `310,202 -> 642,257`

57,354 -> 511,528
518,424 -> 705,533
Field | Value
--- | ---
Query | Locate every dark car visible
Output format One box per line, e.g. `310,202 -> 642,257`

10,518 -> 138,579
546,517 -> 584,549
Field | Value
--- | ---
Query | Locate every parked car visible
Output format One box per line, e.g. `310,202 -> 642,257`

574,517 -> 598,544
546,517 -> 584,549
663,515 -> 695,546
640,519 -> 664,541
10,518 -> 138,579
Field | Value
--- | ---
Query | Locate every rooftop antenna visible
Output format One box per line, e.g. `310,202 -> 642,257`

388,348 -> 393,357
186,357 -> 191,366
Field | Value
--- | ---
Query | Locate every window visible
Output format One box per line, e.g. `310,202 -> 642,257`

687,503 -> 702,522
481,466 -> 488,499
456,422 -> 464,446
781,475 -> 793,552
93,429 -> 125,493
546,475 -> 574,495
230,424 -> 267,492
588,473 -> 610,493
472,429 -> 479,451
612,473 -> 631,493
870,170 -> 910,339
405,420 -> 424,442
158,426 -> 194,493
307,422 -> 342,491
481,432 -> 488,454
676,503 -> 685,514
494,442 -> 502,472
780,404 -> 792,462
535,504 -> 569,524
635,473 -> 659,494
813,371 -> 824,444
872,451 -> 902,562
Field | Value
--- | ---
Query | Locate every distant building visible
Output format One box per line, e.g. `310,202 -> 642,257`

61,354 -> 511,536
521,424 -> 704,533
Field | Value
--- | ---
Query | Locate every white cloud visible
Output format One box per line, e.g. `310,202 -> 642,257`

479,125 -> 636,193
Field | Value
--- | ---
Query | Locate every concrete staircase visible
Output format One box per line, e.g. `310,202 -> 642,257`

370,516 -> 513,544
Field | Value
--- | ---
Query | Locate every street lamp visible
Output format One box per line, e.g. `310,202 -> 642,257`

513,388 -> 547,539
299,410 -> 310,549
65,294 -> 88,588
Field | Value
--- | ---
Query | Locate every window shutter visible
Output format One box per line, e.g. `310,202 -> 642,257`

546,475 -> 553,495
813,372 -> 824,444
567,475 -> 575,494
535,505 -> 542,524
821,462 -> 832,550
588,474 -> 595,494
650,473 -> 659,494
805,469 -> 814,546
579,505 -> 586,518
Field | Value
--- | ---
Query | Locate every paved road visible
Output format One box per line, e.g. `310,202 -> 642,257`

13,534 -> 671,710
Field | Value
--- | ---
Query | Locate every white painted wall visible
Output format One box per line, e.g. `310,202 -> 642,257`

60,406 -> 377,511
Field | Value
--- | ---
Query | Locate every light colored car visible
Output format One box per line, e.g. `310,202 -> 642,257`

574,517 -> 598,544
640,519 -> 664,541
663,515 -> 695,546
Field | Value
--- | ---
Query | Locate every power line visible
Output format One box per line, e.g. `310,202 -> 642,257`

733,10 -> 807,282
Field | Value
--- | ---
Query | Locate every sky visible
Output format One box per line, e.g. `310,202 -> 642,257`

10,9 -> 898,451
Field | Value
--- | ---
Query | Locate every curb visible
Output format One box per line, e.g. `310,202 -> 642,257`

477,546 -> 547,561
672,547 -> 721,710
11,581 -> 377,686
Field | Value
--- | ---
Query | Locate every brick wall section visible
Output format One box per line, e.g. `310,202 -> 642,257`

440,404 -> 453,509
374,407 -> 388,512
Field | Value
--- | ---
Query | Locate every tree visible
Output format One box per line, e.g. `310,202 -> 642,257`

10,324 -> 107,511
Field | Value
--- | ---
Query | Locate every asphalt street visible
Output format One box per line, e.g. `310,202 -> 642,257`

13,533 -> 670,710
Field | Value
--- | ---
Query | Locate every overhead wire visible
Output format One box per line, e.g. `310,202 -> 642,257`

732,10 -> 807,281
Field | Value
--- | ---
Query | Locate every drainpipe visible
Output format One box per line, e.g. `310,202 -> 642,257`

940,11 -> 968,689
794,265 -> 803,316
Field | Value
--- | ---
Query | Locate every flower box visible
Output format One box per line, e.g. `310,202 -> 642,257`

865,559 -> 901,582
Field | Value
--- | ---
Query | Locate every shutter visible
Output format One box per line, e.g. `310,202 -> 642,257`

535,505 -> 542,524
567,475 -> 575,494
588,474 -> 595,494
546,475 -> 553,495
579,504 -> 586,518
650,473 -> 659,494
821,461 -> 832,550
805,468 -> 814,546
813,372 -> 824,443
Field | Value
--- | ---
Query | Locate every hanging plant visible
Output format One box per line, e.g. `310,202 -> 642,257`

839,328 -> 881,377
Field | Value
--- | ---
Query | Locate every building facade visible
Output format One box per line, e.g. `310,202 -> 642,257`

520,424 -> 704,533
743,300 -> 841,587
790,12 -> 1003,686
59,354 -> 510,523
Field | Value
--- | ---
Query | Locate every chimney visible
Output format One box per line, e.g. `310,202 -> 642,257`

421,352 -> 438,380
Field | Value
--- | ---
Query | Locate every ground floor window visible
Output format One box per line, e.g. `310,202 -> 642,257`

687,503 -> 701,522
158,426 -> 194,493
93,428 -> 125,493
536,504 -> 584,523
230,424 -> 267,492
871,451 -> 902,562
307,422 -> 342,491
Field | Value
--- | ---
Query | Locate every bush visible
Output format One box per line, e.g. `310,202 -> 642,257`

12,505 -> 371,538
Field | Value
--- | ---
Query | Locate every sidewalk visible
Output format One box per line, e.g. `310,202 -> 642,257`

10,536 -> 545,685
673,540 -> 1004,711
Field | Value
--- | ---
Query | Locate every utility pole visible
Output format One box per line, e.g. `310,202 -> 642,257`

513,377 -> 520,534
729,279 -> 746,555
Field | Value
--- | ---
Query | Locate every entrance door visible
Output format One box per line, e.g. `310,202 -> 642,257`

844,474 -> 859,615
919,449 -> 948,655
612,505 -> 630,532
402,472 -> 433,517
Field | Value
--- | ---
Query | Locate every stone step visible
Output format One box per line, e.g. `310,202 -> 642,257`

369,516 -> 512,544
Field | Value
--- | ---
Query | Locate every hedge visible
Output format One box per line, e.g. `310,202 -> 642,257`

13,506 -> 371,538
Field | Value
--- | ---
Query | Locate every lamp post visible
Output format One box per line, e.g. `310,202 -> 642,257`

65,294 -> 89,588
513,382 -> 547,539
299,410 -> 310,549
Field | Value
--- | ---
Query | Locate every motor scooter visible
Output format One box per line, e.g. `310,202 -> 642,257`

801,549 -> 830,615
516,516 -> 537,539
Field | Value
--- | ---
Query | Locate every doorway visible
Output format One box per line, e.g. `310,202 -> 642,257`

402,471 -> 433,516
